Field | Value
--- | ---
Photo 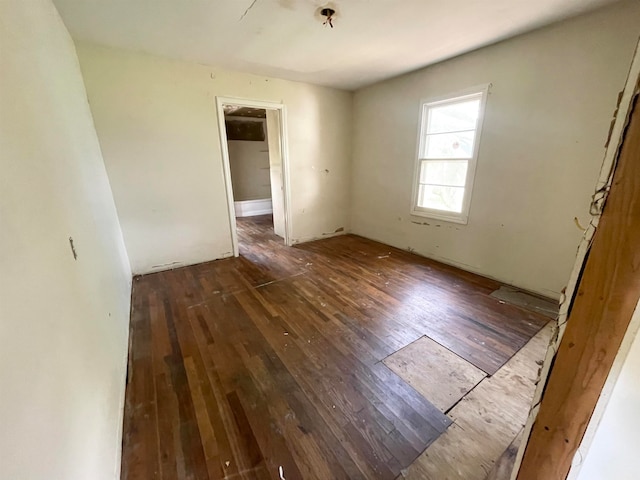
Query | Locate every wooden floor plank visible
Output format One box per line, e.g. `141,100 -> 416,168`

121,215 -> 549,480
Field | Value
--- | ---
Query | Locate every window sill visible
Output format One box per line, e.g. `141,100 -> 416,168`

410,208 -> 468,225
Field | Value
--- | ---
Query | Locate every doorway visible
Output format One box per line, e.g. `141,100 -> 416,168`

216,97 -> 290,256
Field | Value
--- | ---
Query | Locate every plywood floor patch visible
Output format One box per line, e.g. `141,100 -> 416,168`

401,323 -> 553,480
384,336 -> 487,412
485,428 -> 524,480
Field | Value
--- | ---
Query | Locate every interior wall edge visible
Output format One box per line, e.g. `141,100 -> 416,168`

0,0 -> 134,478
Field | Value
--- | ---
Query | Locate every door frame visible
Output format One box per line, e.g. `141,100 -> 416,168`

215,96 -> 293,256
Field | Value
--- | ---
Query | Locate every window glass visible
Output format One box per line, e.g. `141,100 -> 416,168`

419,160 -> 468,187
417,185 -> 465,213
423,131 -> 476,159
412,88 -> 487,222
426,98 -> 481,134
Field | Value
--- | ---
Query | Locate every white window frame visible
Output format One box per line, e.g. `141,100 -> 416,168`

411,84 -> 490,224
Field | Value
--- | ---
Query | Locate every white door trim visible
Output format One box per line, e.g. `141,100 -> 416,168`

215,96 -> 292,257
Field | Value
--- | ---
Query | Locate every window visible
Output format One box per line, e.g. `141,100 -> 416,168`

412,85 -> 489,224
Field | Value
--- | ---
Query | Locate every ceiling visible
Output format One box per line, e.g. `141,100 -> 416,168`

54,0 -> 622,90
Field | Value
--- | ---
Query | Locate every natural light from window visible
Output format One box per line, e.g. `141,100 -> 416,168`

413,87 -> 488,223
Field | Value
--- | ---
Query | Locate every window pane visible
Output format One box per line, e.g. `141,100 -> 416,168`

418,185 -> 465,213
427,98 -> 480,134
424,131 -> 475,159
420,160 -> 468,187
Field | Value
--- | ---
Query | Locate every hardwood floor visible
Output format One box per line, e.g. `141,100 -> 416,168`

122,215 -> 548,480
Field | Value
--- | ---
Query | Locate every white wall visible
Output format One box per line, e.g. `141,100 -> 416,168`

226,117 -> 271,202
0,1 -> 131,479
572,302 -> 640,480
228,139 -> 271,201
351,0 -> 640,298
76,43 -> 353,274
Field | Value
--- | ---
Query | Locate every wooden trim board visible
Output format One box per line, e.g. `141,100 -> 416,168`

234,198 -> 273,218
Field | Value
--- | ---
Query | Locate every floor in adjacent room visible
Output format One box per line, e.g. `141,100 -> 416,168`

122,215 -> 552,480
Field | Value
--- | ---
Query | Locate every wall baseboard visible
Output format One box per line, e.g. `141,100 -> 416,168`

234,198 -> 273,217
291,229 -> 348,245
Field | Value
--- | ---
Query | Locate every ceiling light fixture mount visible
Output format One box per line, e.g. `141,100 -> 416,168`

320,7 -> 336,28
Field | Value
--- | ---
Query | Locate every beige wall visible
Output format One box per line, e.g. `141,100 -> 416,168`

0,1 -> 131,479
226,118 -> 272,202
351,0 -> 640,298
228,140 -> 271,201
76,43 -> 353,274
